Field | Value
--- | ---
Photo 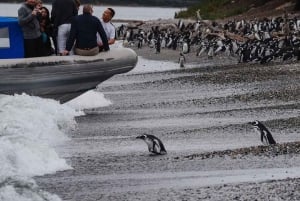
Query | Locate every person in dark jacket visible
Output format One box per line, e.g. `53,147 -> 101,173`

51,0 -> 78,55
39,6 -> 54,56
18,0 -> 43,58
62,4 -> 109,56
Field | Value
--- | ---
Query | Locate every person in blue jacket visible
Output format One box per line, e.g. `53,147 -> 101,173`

62,4 -> 109,56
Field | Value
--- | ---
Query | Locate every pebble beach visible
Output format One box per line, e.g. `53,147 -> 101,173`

34,41 -> 300,200
128,41 -> 300,200
6,3 -> 300,200
36,10 -> 300,199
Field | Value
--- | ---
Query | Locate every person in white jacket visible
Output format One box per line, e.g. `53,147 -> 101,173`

97,7 -> 116,50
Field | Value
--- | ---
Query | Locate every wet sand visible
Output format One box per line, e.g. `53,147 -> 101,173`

36,48 -> 300,200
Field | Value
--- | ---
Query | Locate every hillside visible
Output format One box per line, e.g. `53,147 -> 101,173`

177,0 -> 299,20
224,0 -> 298,20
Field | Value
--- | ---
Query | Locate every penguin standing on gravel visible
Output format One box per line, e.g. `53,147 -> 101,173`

136,134 -> 167,155
179,52 -> 186,68
248,121 -> 276,145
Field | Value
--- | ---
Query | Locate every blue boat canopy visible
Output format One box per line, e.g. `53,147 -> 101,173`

0,17 -> 24,59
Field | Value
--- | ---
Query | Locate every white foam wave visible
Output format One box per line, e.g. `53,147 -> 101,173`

0,93 -> 83,200
65,90 -> 112,110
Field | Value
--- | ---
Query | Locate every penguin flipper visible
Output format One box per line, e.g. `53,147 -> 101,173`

156,139 -> 167,154
158,141 -> 167,154
260,131 -> 265,143
267,133 -> 276,144
153,138 -> 167,155
152,139 -> 161,154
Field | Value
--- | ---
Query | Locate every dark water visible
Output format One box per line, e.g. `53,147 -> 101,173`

36,61 -> 300,200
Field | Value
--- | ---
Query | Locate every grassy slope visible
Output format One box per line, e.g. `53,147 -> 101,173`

176,0 -> 297,20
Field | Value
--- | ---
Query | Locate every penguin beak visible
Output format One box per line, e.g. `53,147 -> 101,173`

136,136 -> 142,139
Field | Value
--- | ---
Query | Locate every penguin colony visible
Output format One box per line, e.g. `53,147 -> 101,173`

122,16 -> 286,154
117,16 -> 300,64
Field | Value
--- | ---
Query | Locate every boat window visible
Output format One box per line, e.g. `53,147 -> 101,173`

0,27 -> 10,49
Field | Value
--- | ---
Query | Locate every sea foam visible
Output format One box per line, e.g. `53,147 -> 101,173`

0,93 -> 82,201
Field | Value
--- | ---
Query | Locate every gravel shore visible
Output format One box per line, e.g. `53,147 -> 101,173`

125,46 -> 300,200
36,44 -> 300,200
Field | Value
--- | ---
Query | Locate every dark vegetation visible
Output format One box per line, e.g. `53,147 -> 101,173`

176,0 -> 300,20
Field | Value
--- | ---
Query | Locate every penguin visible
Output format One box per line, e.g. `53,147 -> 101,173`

197,41 -> 207,56
161,37 -> 166,48
155,36 -> 161,54
260,55 -> 273,64
166,37 -> 173,48
207,45 -> 214,59
125,30 -> 131,41
214,40 -> 225,54
179,52 -> 186,68
248,121 -> 276,145
149,38 -> 155,48
182,41 -> 188,54
136,134 -> 167,155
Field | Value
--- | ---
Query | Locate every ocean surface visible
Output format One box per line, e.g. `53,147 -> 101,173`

0,3 -> 182,20
1,3 -> 300,201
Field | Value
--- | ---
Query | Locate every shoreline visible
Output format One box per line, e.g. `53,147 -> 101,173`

130,45 -> 238,65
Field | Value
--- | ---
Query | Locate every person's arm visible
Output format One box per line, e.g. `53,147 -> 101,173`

63,18 -> 77,55
108,38 -> 115,45
99,35 -> 115,46
50,0 -> 57,24
18,6 -> 36,26
97,20 -> 109,51
108,23 -> 116,45
72,0 -> 78,16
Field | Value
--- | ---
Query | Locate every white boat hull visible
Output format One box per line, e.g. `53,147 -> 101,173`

0,48 -> 138,103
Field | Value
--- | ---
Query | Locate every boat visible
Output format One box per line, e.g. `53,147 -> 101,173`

0,16 -> 138,103
0,48 -> 138,103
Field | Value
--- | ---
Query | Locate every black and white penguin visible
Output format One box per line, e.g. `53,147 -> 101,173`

248,121 -> 276,145
136,134 -> 167,155
182,41 -> 188,54
179,52 -> 186,68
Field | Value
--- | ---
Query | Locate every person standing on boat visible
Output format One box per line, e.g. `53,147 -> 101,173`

51,0 -> 78,55
62,4 -> 109,56
18,0 -> 43,58
97,7 -> 116,50
74,0 -> 81,11
39,6 -> 54,56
